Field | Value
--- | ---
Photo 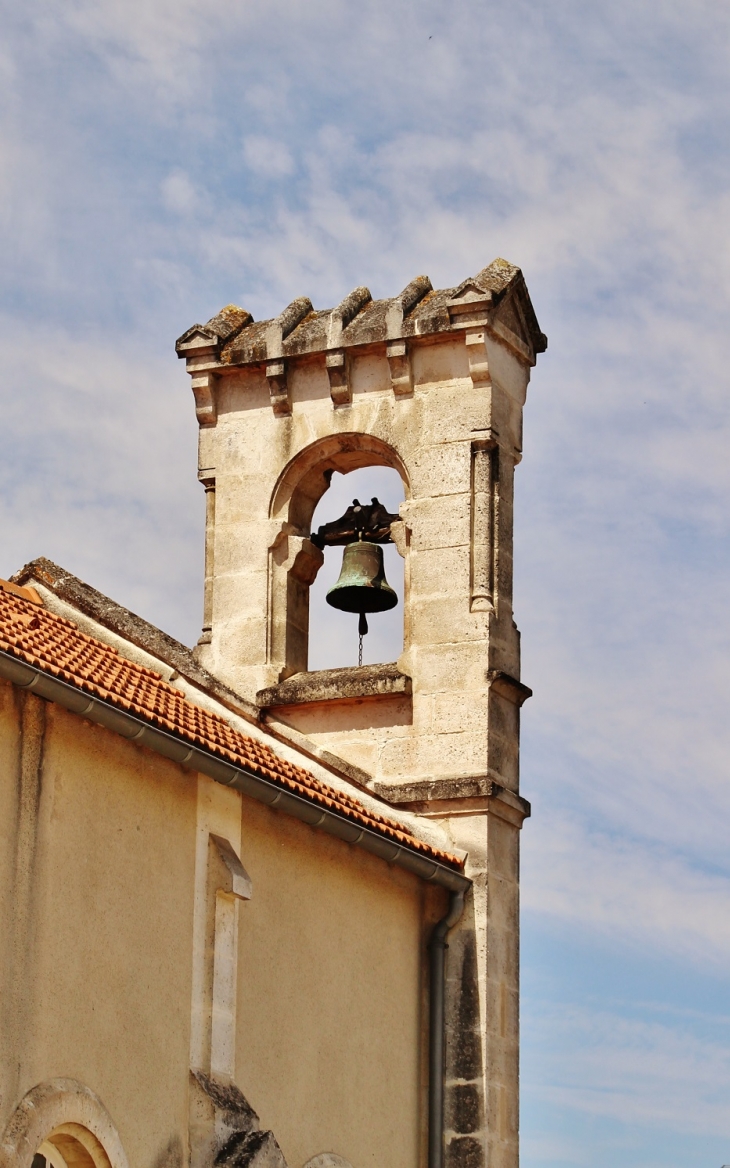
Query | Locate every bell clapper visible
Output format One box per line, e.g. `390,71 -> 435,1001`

358,611 -> 368,666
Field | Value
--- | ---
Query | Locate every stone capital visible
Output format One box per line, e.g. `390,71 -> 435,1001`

372,775 -> 531,827
487,670 -> 532,707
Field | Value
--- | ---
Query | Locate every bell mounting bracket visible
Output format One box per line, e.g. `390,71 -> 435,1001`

310,498 -> 400,549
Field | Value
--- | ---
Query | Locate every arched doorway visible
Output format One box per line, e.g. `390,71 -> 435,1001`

28,1126 -> 112,1168
32,1132 -> 101,1168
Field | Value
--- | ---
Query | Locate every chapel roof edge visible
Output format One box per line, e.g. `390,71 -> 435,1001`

0,576 -> 466,876
10,556 -> 258,721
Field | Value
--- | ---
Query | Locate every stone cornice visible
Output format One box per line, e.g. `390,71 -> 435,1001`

372,775 -> 531,827
256,662 -> 411,709
487,669 -> 533,706
176,259 -> 547,385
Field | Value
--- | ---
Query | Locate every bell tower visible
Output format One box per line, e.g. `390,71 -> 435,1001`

176,259 -> 546,1168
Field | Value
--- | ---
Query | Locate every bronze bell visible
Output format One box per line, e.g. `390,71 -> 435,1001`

326,541 -> 397,635
313,497 -> 401,655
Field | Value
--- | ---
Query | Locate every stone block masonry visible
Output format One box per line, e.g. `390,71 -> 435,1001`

177,258 -> 546,1168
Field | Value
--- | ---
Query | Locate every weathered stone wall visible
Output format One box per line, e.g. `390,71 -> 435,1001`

180,265 -> 542,1168
196,333 -> 529,796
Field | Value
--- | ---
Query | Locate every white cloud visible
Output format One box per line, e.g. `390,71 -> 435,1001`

0,318 -> 203,645
160,169 -> 201,215
243,135 -> 295,178
523,813 -> 730,968
524,1003 -> 730,1138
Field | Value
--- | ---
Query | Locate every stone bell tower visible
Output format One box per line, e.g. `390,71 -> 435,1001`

176,259 -> 546,1168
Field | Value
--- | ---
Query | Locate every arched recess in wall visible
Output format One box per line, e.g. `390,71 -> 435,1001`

0,1079 -> 129,1168
268,434 -> 411,678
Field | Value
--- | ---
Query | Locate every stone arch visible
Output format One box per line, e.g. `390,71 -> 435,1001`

0,1079 -> 128,1168
302,1155 -> 354,1168
267,434 -> 410,678
269,432 -> 410,530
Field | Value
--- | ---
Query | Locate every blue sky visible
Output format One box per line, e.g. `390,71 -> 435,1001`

2,2 -> 730,1164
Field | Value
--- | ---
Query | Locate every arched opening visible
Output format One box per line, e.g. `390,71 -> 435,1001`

30,1128 -> 109,1168
269,432 -> 408,532
33,1144 -> 68,1168
268,434 -> 410,680
0,1080 -> 128,1168
308,467 -> 405,671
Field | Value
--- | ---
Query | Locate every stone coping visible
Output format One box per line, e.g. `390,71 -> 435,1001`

176,259 -> 547,369
256,663 -> 412,709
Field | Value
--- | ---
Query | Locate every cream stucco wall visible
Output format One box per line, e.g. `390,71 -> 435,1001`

0,680 -> 436,1168
0,682 -> 197,1168
236,796 -> 437,1168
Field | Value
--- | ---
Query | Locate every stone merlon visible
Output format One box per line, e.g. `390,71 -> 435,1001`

175,258 -> 547,370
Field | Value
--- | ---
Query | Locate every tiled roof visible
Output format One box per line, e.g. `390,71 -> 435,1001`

10,557 -> 259,720
0,585 -> 462,871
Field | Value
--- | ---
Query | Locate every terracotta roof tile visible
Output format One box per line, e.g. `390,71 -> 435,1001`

0,588 -> 462,872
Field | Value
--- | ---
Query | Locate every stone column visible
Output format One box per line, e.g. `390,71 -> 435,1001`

471,441 -> 497,614
198,474 -> 216,649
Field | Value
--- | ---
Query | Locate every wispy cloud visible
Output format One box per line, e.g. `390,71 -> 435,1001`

524,1002 -> 730,1137
523,813 -> 730,968
0,319 -> 202,638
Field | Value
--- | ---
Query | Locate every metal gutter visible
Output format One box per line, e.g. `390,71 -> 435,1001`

0,650 -> 469,894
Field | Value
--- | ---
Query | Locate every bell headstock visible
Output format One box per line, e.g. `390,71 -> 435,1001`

310,497 -> 400,549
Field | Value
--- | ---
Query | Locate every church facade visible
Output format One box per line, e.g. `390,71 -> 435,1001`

0,259 -> 545,1168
